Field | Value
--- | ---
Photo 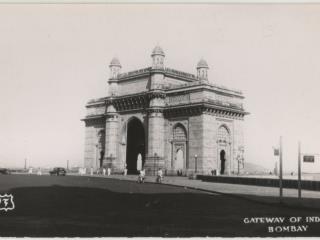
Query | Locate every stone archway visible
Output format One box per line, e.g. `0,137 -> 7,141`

217,125 -> 231,175
171,123 -> 188,175
126,118 -> 145,174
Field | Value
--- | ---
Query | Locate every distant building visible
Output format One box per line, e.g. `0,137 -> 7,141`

82,46 -> 248,175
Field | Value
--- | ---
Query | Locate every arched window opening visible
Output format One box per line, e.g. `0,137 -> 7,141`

173,124 -> 187,140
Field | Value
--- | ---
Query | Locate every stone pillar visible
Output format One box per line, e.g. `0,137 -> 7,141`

144,91 -> 166,175
144,109 -> 165,175
103,104 -> 119,170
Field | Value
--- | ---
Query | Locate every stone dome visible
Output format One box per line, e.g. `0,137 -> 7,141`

109,57 -> 121,67
197,58 -> 209,69
151,45 -> 165,57
106,104 -> 116,113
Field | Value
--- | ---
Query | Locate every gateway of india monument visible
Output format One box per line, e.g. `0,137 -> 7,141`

82,45 -> 248,176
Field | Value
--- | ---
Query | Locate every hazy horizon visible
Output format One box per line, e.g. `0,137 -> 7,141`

1,4 -> 320,172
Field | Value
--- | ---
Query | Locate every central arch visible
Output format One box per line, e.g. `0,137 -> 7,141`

126,118 -> 145,174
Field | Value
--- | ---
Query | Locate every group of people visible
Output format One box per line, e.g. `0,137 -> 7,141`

137,168 -> 163,184
78,167 -> 86,175
88,167 -> 112,176
28,167 -> 42,175
80,166 -> 164,184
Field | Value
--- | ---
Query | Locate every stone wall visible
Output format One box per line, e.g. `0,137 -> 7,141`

84,120 -> 105,170
165,76 -> 191,86
201,114 -> 217,175
118,77 -> 149,95
233,119 -> 245,174
188,115 -> 203,174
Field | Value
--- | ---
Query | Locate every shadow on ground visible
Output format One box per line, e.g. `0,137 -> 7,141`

0,185 -> 320,237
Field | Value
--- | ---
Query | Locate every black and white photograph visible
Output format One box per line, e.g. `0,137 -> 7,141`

1,2 -> 320,237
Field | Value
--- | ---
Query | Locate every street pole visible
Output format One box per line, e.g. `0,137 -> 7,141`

154,153 -> 156,176
96,144 -> 99,172
298,141 -> 302,199
279,136 -> 283,201
237,156 -> 240,175
67,160 -> 69,170
195,154 -> 198,173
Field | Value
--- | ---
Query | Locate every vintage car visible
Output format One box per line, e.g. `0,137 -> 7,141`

49,167 -> 67,176
0,168 -> 11,175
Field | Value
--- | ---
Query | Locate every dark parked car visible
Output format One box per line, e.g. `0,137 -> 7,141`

49,167 -> 66,176
0,168 -> 11,174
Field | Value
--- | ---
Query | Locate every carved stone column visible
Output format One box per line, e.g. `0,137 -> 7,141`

144,91 -> 166,175
103,101 -> 119,170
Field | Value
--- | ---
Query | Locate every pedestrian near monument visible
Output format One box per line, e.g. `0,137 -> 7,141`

138,168 -> 145,183
156,168 -> 163,183
103,168 -> 106,175
137,154 -> 142,172
107,167 -> 111,176
90,167 -> 93,175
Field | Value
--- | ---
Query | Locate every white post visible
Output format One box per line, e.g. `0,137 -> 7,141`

298,141 -> 302,199
194,154 -> 198,173
279,136 -> 283,201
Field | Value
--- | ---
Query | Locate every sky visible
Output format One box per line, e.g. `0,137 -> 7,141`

0,4 -> 320,172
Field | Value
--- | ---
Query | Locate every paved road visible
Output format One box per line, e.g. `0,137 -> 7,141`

103,174 -> 320,198
0,174 -> 203,194
0,175 -> 320,237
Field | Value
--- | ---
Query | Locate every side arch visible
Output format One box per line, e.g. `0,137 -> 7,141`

217,124 -> 231,175
171,122 -> 188,175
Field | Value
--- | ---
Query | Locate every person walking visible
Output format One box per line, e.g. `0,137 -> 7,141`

102,168 -> 106,175
138,168 -> 145,183
157,168 -> 163,183
107,167 -> 111,176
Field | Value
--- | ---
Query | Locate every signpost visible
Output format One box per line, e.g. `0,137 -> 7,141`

279,136 -> 283,201
194,154 -> 198,173
298,142 -> 301,199
303,155 -> 315,163
299,151 -> 318,199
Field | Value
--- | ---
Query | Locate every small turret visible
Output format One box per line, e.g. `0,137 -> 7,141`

151,45 -> 165,69
109,57 -> 121,79
108,57 -> 121,96
197,58 -> 209,81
